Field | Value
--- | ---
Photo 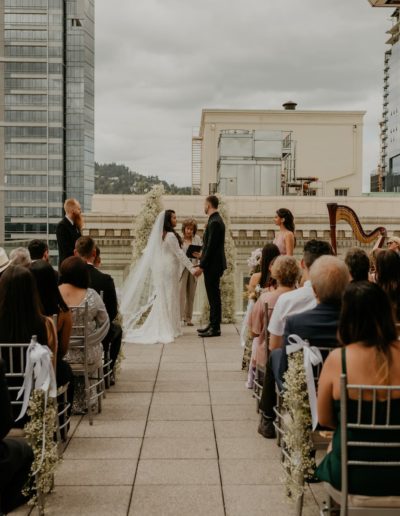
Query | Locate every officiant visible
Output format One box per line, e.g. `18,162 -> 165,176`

180,218 -> 202,326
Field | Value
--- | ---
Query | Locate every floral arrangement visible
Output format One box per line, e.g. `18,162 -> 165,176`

130,184 -> 164,266
22,389 -> 59,506
201,195 -> 236,324
281,350 -> 316,500
247,248 -> 262,271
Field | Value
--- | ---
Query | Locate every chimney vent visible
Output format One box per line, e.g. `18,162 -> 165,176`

283,101 -> 297,110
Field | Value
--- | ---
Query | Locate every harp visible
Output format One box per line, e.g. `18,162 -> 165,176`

327,203 -> 387,255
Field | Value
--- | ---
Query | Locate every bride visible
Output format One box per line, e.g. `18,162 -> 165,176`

121,209 -> 199,344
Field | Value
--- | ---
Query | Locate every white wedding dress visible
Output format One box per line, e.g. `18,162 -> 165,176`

121,211 -> 195,344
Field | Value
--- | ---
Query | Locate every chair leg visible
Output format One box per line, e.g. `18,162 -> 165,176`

296,492 -> 304,516
84,371 -> 93,426
97,368 -> 103,414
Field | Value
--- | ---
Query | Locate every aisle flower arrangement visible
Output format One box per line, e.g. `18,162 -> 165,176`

22,390 -> 59,506
281,350 -> 316,500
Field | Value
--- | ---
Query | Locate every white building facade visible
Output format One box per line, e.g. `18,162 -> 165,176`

193,108 -> 365,198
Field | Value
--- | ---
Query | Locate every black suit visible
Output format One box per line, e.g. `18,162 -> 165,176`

56,217 -> 81,267
0,359 -> 33,514
260,303 -> 340,419
86,264 -> 122,369
200,212 -> 227,331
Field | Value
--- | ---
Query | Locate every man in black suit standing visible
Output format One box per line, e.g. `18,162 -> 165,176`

195,195 -> 227,337
75,236 -> 122,383
56,198 -> 83,267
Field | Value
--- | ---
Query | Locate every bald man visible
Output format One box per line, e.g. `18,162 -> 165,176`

56,198 -> 83,267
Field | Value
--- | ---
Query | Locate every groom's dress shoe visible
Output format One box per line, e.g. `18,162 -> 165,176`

200,329 -> 221,338
197,325 -> 211,334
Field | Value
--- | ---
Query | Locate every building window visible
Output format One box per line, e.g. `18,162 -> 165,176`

334,188 -> 348,197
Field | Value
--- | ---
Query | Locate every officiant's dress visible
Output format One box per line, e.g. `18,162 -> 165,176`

124,232 -> 195,344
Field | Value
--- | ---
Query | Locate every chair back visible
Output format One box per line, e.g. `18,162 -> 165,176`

340,374 -> 400,510
68,302 -> 89,369
264,302 -> 270,362
0,340 -> 31,412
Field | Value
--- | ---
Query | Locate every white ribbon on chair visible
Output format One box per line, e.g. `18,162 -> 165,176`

286,334 -> 323,430
15,336 -> 57,474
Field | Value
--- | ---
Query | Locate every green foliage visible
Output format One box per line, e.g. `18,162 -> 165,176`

131,185 -> 164,266
282,350 -> 316,500
95,162 -> 191,195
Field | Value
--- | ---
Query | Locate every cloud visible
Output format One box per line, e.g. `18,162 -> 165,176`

95,0 -> 390,187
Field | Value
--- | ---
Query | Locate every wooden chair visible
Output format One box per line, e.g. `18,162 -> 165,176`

321,375 -> 400,515
68,302 -> 105,425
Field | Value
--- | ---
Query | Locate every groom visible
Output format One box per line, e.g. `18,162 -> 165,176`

195,195 -> 227,337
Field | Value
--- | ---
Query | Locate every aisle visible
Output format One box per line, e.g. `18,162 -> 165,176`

12,324 -> 323,516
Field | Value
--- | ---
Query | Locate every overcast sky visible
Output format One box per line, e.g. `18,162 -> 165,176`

95,0 -> 390,189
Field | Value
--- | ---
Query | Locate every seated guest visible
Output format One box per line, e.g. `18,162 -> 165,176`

94,245 -> 101,268
386,236 -> 400,256
345,247 -> 370,282
242,244 -> 280,372
248,255 -> 300,387
28,239 -> 49,262
375,249 -> 400,320
0,358 -> 33,514
316,281 -> 400,495
267,240 -> 333,351
258,255 -> 349,438
0,266 -> 57,424
0,247 -> 10,279
9,247 -> 31,268
74,237 -> 121,382
59,256 -> 109,413
277,255 -> 350,383
30,260 -> 74,419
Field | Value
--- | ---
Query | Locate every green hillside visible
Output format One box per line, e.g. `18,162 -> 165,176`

95,162 -> 191,195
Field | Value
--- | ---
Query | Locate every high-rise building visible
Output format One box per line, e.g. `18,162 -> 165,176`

0,0 -> 94,255
369,1 -> 400,191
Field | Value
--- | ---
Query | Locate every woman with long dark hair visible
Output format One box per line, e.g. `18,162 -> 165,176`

121,210 -> 198,344
316,281 -> 400,495
241,244 -> 281,370
375,249 -> 400,320
0,265 -> 57,422
273,208 -> 295,256
30,260 -> 74,420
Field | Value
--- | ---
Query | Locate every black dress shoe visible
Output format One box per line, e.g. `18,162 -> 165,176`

258,415 -> 276,439
197,324 -> 211,334
200,328 -> 221,337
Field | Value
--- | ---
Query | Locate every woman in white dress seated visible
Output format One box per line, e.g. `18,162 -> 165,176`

121,210 -> 198,345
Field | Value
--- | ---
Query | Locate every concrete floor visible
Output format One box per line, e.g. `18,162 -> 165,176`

11,324 -> 325,516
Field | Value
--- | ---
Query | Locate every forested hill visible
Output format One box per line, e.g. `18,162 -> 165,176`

94,162 -> 191,195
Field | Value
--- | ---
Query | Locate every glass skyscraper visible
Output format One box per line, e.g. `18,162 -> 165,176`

373,8 -> 400,192
0,0 -> 94,254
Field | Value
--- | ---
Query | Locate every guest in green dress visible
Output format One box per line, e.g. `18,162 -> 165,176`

316,281 -> 400,495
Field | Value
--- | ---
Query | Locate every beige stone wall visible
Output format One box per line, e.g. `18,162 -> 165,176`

197,109 -> 365,197
85,193 -> 400,316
